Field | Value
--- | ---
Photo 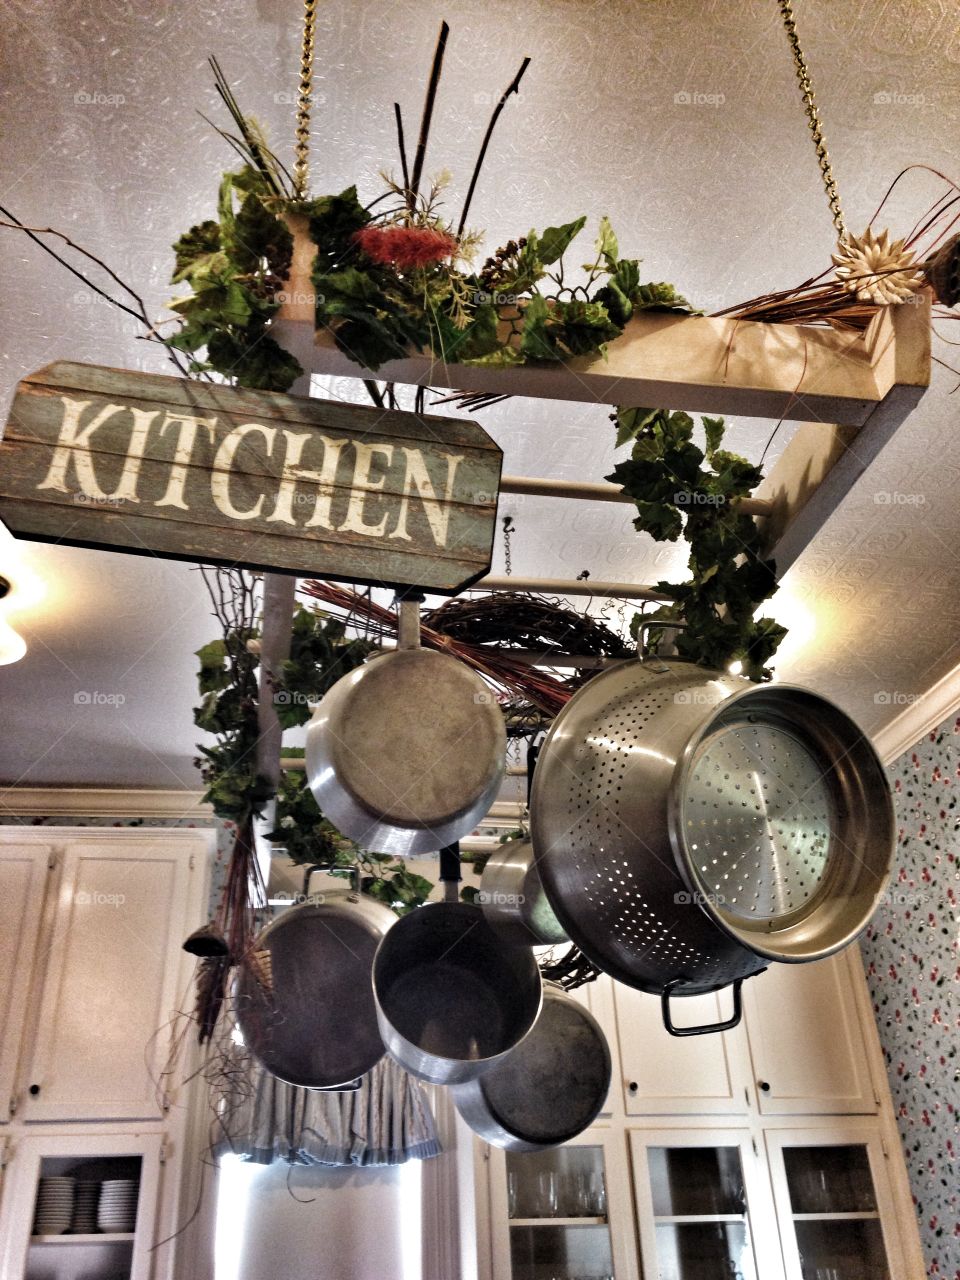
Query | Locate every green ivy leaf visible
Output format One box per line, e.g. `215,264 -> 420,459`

633,281 -> 697,313
227,193 -> 293,278
595,215 -> 619,267
519,293 -> 558,361
547,298 -> 622,357
172,221 -> 222,283
702,416 -> 725,462
538,216 -> 587,266
307,186 -> 370,272
462,345 -> 525,368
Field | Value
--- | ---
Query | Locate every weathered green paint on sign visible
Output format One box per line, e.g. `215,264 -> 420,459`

0,361 -> 503,592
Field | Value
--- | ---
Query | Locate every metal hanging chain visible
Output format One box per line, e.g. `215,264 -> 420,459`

777,0 -> 847,241
502,515 -> 514,576
293,0 -> 318,199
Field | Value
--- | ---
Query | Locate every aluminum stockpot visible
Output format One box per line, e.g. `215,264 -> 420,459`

236,873 -> 396,1088
530,654 -> 895,1031
451,983 -> 611,1151
479,840 -> 569,946
372,901 -> 543,1085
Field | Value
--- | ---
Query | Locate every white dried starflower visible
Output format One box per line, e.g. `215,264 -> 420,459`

832,228 -> 923,305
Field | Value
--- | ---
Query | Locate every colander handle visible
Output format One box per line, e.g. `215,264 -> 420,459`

660,977 -> 744,1037
636,617 -> 687,663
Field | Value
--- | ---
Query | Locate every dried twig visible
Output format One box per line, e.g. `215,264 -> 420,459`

458,56 -> 531,238
408,21 -> 450,211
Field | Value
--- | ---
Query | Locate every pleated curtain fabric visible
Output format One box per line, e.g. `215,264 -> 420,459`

215,1047 -> 442,1166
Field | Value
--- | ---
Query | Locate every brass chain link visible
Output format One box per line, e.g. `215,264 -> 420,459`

777,0 -> 847,241
293,0 -> 318,199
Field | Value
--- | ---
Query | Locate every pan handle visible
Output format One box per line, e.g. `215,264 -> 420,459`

395,592 -> 424,651
302,863 -> 362,898
660,977 -> 744,1037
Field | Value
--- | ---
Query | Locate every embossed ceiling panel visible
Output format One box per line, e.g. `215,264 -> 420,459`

0,0 -> 958,785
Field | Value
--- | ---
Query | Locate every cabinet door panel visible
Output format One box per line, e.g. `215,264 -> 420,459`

743,953 -> 876,1114
24,839 -> 195,1121
764,1126 -> 915,1280
488,1128 -> 640,1280
630,1128 -> 785,1280
613,981 -> 749,1115
0,846 -> 51,1122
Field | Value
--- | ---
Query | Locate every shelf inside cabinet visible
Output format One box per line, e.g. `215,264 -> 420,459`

655,1214 -> 747,1225
510,1217 -> 608,1228
31,1232 -> 135,1245
792,1212 -> 880,1221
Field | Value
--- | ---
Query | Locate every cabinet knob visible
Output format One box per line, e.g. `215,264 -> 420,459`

628,1081 -> 639,1095
758,1080 -> 771,1093
28,1084 -> 41,1096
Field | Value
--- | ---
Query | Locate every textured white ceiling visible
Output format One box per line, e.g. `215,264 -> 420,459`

0,0 -> 959,786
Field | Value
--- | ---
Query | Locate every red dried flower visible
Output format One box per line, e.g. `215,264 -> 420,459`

354,225 -> 458,270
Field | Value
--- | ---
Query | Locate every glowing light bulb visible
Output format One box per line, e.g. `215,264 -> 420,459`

727,659 -> 743,675
0,616 -> 27,666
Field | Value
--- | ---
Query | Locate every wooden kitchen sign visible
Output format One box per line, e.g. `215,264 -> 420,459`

0,361 -> 503,592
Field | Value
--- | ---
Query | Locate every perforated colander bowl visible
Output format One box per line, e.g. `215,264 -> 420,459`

530,656 -> 894,1027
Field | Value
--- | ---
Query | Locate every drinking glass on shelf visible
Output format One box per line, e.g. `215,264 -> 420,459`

507,1170 -> 519,1218
589,1170 -> 607,1216
537,1170 -> 559,1216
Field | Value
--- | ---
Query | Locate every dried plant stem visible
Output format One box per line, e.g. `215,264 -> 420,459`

393,102 -> 410,197
408,20 -> 450,211
458,56 -> 531,239
0,204 -> 197,379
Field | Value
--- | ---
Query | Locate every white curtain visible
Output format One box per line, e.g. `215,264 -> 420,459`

214,1046 -> 442,1167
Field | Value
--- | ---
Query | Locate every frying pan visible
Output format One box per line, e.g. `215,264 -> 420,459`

451,983 -> 611,1150
306,598 -> 506,855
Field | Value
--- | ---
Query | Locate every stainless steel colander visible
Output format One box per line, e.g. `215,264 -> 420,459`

530,650 -> 894,1035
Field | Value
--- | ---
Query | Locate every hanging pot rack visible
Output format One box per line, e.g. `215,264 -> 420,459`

250,0 -> 932,884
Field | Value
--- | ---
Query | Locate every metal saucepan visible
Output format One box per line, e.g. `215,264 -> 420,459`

451,983 -> 611,1150
236,866 -> 395,1088
479,840 -> 569,946
306,598 -> 506,855
372,901 -> 542,1085
530,632 -> 894,1035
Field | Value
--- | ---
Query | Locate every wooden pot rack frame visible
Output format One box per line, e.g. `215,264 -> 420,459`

254,272 -> 932,860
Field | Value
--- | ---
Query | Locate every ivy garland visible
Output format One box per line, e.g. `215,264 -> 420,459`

610,410 -> 787,681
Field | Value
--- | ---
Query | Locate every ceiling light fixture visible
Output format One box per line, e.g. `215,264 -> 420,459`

0,524 -> 47,665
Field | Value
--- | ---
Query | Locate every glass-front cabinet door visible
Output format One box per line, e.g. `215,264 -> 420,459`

764,1128 -> 905,1280
630,1129 -> 782,1280
488,1128 -> 640,1280
0,1131 -> 163,1280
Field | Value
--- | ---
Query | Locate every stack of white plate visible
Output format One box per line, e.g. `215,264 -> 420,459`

70,1180 -> 100,1233
97,1179 -> 138,1233
33,1176 -> 76,1235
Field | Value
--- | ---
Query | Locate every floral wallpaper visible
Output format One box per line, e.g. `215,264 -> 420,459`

861,716 -> 960,1280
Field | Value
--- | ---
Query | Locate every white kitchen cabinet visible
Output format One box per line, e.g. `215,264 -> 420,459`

742,953 -> 877,1116
0,845 -> 52,1124
487,1128 -> 640,1280
612,980 -> 751,1116
629,1127 -> 784,1280
0,1129 -> 164,1280
764,1125 -> 911,1280
13,833 -> 203,1122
